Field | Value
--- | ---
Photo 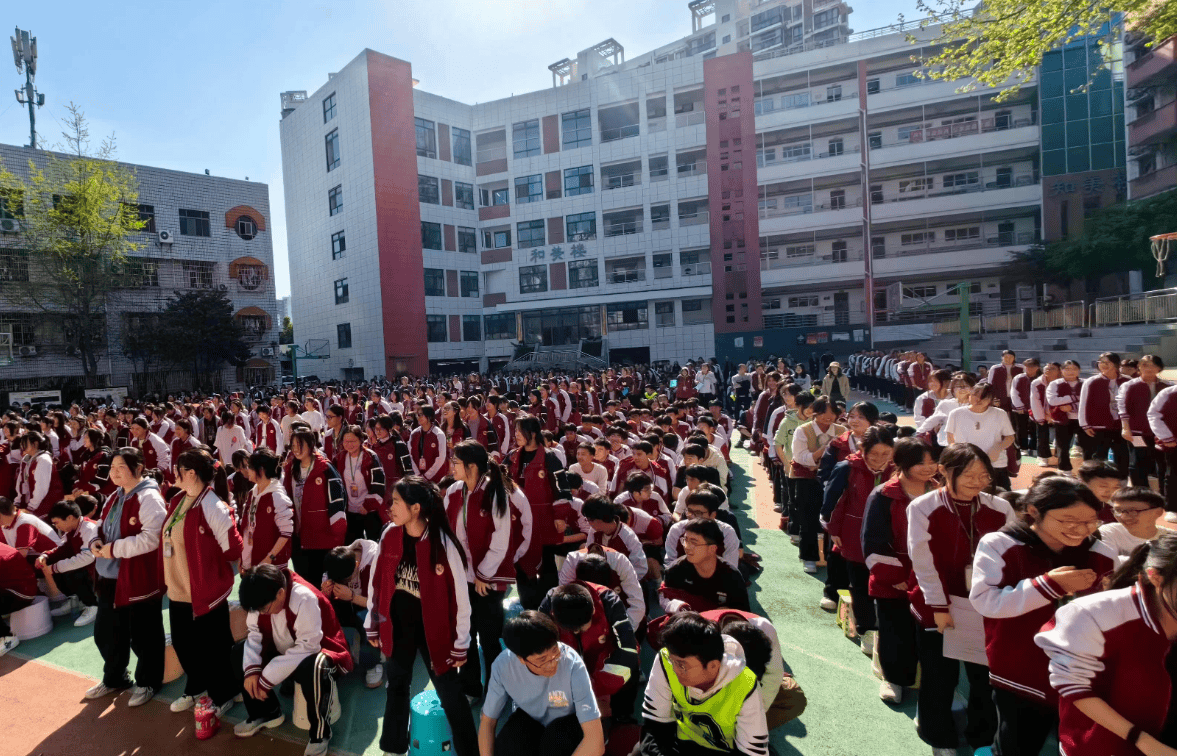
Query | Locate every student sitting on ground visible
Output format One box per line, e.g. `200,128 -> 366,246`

559,545 -> 645,633
664,487 -> 741,570
233,564 -> 354,756
1097,486 -> 1165,558
660,520 -> 749,615
321,540 -> 382,688
479,610 -> 605,756
640,611 -> 769,756
0,540 -> 36,656
36,498 -> 100,627
539,581 -> 641,721
703,611 -> 807,732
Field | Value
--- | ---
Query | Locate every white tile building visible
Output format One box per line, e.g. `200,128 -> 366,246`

280,0 -> 1046,377
0,143 -> 281,396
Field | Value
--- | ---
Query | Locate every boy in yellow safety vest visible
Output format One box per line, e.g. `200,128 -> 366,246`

639,612 -> 769,756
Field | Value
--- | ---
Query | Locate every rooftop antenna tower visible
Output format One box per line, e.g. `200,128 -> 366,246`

11,27 -> 45,149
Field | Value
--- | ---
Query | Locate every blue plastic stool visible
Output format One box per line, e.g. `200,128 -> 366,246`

973,747 -> 994,756
500,597 -> 525,651
409,690 -> 453,756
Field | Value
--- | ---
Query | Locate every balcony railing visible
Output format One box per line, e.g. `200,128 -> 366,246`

681,261 -> 712,276
651,217 -> 671,231
678,211 -> 710,227
872,173 -> 1039,204
1092,289 -> 1177,327
676,111 -> 706,128
604,220 -> 643,237
676,162 -> 708,178
764,311 -> 852,329
761,246 -> 865,270
600,124 -> 640,143
752,36 -> 843,64
649,118 -> 667,133
872,114 -> 1038,149
758,196 -> 862,219
475,146 -> 507,163
603,172 -> 642,190
758,144 -> 860,168
650,166 -> 669,182
753,90 -> 856,116
607,269 -> 647,284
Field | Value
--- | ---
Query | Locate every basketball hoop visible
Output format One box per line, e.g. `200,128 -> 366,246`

1151,232 -> 1177,278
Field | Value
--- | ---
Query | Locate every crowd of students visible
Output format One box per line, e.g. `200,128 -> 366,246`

748,348 -> 1177,756
0,365 -> 800,756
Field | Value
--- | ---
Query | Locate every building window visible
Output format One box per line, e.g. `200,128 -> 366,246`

517,219 -> 545,248
178,208 -> 210,237
480,187 -> 510,207
519,264 -> 548,294
455,182 -> 475,210
426,315 -> 447,342
568,259 -> 599,289
337,323 -> 352,349
655,301 -> 676,328
513,119 -> 541,159
325,129 -> 340,171
515,174 -> 543,204
653,252 -> 673,278
942,171 -> 979,188
564,165 -> 594,196
945,226 -> 980,242
562,109 -> 592,149
134,204 -> 155,233
682,298 -> 710,324
331,230 -> 346,259
421,221 -> 442,250
0,313 -> 35,345
901,231 -> 935,246
184,260 -> 214,289
323,93 -> 336,122
565,211 -> 596,241
606,302 -> 648,331
462,315 -> 481,341
328,185 -> 343,216
460,271 -> 479,297
868,132 -> 882,150
680,251 -> 711,276
334,277 -> 349,304
415,117 -> 437,158
452,127 -> 472,166
424,268 -> 446,296
235,215 -> 257,240
484,313 -> 516,340
788,295 -> 819,308
866,78 -> 880,94
458,227 -> 476,254
904,285 -> 937,299
0,248 -> 30,282
483,229 -> 511,249
896,71 -> 921,88
418,175 -> 440,204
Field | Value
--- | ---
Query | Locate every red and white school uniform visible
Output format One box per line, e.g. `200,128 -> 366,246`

1046,379 -> 1082,423
1,510 -> 62,557
444,478 -> 514,589
488,412 -> 512,458
17,450 -> 63,517
255,417 -> 284,455
1010,372 -> 1032,414
95,482 -> 167,607
239,479 -> 295,570
73,449 -> 116,498
335,448 -> 387,520
133,431 -> 172,476
42,518 -> 99,575
372,435 -> 412,489
585,522 -> 647,581
557,546 -> 645,630
1147,384 -> 1177,445
164,487 -> 243,616
1078,374 -> 1129,432
282,453 -> 347,551
508,447 -> 573,578
1118,377 -> 1171,438
408,424 -> 448,485
1029,376 -> 1050,425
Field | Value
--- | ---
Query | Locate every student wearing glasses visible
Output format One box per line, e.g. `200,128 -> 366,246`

1098,488 -> 1166,558
970,476 -> 1117,756
480,610 -> 604,756
907,443 -> 1016,756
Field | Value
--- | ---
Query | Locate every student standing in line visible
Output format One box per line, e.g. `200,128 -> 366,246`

367,476 -> 477,756
283,427 -> 347,583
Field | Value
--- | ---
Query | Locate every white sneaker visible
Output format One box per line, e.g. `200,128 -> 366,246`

790,535 -> 801,546
127,686 -> 155,707
170,694 -> 198,712
74,605 -> 98,627
50,598 -> 74,617
818,597 -> 837,611
0,635 -> 18,658
803,561 -> 818,574
365,664 -> 384,689
879,681 -> 903,703
1165,512 -> 1177,523
861,630 -> 876,657
234,714 -> 285,737
84,680 -> 128,699
304,739 -> 330,756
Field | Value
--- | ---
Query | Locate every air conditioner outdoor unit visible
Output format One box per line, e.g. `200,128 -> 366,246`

158,230 -> 174,244
18,345 -> 37,357
0,218 -> 21,233
260,347 -> 275,357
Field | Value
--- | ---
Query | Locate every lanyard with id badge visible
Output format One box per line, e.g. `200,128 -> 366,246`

945,490 -> 978,592
346,455 -> 363,501
163,496 -> 193,558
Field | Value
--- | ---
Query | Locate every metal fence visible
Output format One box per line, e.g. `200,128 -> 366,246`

1091,289 -> 1177,327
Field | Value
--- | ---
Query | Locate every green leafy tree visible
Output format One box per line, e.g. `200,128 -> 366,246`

1038,190 -> 1177,284
279,315 -> 294,345
908,0 -> 1176,101
158,288 -> 252,391
0,103 -> 145,387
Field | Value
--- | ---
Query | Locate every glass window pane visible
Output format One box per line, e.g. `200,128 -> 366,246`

1041,97 -> 1065,125
1064,66 -> 1089,92
1042,50 -> 1063,72
1089,68 -> 1111,90
1089,116 -> 1113,144
1090,146 -> 1115,170
1089,90 -> 1112,118
1041,122 -> 1066,151
1041,73 -> 1065,99
1042,149 -> 1068,177
1064,43 -> 1087,69
1067,146 -> 1090,172
1066,119 -> 1089,147
1065,94 -> 1089,121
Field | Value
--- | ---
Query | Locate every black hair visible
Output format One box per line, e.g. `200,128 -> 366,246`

685,488 -> 721,515
516,415 -> 541,447
1109,532 -> 1177,592
452,440 -> 513,518
323,545 -> 358,583
574,554 -> 614,585
249,447 -> 282,479
719,619 -> 772,680
1141,354 -> 1165,370
581,494 -> 619,523
73,493 -> 98,517
1021,476 -> 1102,524
391,476 -> 468,572
1077,460 -> 1127,483
938,443 -> 996,490
682,443 -> 707,459
112,446 -> 145,476
848,401 -> 879,425
238,564 -> 287,612
502,610 -> 561,659
48,500 -> 82,521
1099,352 -> 1122,368
175,448 -> 217,484
860,424 -> 897,454
0,496 -> 16,516
683,518 -> 723,548
660,611 -> 724,664
624,471 -> 653,495
684,464 -> 721,487
548,583 -> 596,631
892,437 -> 933,474
1110,486 -> 1166,510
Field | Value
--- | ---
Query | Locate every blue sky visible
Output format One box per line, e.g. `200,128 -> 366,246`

0,0 -> 917,299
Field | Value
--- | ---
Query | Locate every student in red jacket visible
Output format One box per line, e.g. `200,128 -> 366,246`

820,425 -> 897,656
163,448 -> 244,716
39,498 -> 100,626
87,446 -> 167,707
1047,360 -> 1086,472
410,406 -> 449,485
72,428 -> 116,498
239,448 -> 294,571
16,431 -> 62,519
447,440 -> 518,699
233,565 -> 353,755
509,415 -> 574,609
0,540 -> 36,656
862,437 -> 938,703
1036,533 -> 1177,756
335,424 -> 386,542
367,476 -> 477,756
971,476 -> 1117,756
284,427 -> 347,584
908,443 -> 1016,754
1079,352 -> 1130,477
1118,354 -> 1170,490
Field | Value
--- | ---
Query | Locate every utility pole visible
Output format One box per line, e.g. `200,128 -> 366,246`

11,27 -> 45,149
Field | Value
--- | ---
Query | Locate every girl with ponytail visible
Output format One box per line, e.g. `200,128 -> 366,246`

368,475 -> 476,756
445,440 -> 530,699
1036,533 -> 1177,756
